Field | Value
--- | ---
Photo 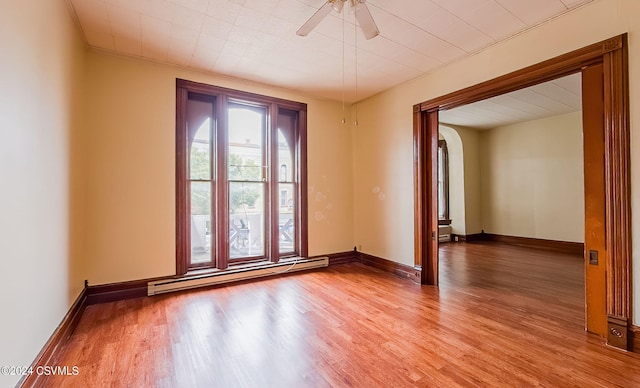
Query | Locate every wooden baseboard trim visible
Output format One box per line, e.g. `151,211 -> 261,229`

328,250 -> 423,285
86,277 -> 166,305
629,325 -> 640,353
88,251 -> 360,305
475,233 -> 584,255
358,252 -> 421,284
321,250 -> 359,266
463,233 -> 484,242
607,315 -> 629,350
18,287 -> 87,387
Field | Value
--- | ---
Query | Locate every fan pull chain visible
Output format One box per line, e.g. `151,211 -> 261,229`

341,10 -> 346,124
354,16 -> 359,126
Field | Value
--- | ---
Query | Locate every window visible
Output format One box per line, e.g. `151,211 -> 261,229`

437,139 -> 450,223
176,79 -> 307,274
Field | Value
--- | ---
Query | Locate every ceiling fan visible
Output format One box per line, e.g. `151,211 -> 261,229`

296,0 -> 380,40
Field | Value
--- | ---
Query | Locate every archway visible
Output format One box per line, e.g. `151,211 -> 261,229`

438,125 -> 466,237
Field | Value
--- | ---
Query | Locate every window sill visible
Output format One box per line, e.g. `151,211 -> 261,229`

185,257 -> 304,278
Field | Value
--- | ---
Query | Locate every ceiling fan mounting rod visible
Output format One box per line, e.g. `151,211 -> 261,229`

332,0 -> 368,13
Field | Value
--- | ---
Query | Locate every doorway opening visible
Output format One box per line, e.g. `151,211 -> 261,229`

435,72 -> 587,341
413,35 -> 631,350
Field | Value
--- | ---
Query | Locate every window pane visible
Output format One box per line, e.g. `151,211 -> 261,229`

279,183 -> 295,254
191,182 -> 211,264
229,182 -> 264,259
278,129 -> 293,182
438,146 -> 445,219
188,99 -> 212,180
228,106 -> 263,181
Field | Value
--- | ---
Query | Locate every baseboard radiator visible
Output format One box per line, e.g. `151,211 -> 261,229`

438,225 -> 452,242
147,256 -> 328,296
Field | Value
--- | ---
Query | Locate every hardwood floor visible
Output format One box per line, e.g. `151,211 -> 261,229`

40,242 -> 640,387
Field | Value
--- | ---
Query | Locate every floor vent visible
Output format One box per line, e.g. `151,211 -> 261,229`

148,256 -> 328,296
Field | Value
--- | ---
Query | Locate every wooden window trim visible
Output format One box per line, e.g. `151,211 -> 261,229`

176,79 -> 308,274
437,139 -> 450,223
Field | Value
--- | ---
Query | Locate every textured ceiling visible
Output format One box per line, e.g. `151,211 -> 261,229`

440,73 -> 582,130
68,0 -> 593,102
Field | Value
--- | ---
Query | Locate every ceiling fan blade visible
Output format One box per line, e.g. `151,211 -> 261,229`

354,1 -> 380,40
296,1 -> 333,37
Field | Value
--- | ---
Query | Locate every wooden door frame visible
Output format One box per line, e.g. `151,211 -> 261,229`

413,35 -> 631,350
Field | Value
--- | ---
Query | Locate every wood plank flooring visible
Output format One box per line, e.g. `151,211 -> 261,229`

40,242 -> 640,387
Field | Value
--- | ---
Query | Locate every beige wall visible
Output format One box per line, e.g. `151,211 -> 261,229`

354,0 -> 640,323
353,89 -> 415,265
480,112 -> 584,242
455,125 -> 483,235
82,51 -> 355,285
0,1 -> 86,386
438,125 -> 483,237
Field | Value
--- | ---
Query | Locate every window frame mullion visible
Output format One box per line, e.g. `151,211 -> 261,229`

269,103 -> 280,263
216,94 -> 229,269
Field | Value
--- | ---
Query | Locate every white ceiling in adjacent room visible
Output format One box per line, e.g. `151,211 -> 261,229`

68,0 -> 593,102
439,72 -> 582,130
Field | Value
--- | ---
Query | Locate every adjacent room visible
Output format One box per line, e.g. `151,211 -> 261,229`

436,73 -> 589,341
2,0 -> 640,386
